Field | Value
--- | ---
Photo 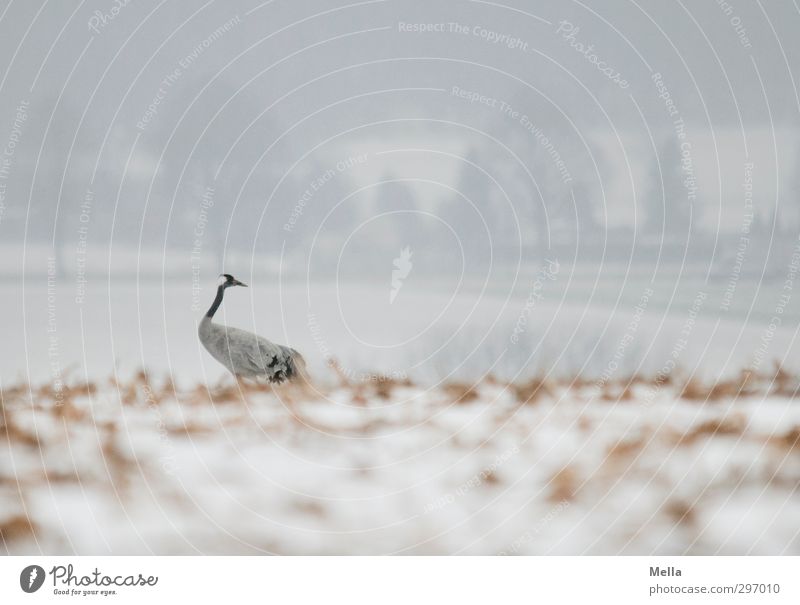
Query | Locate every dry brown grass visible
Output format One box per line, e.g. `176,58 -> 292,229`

618,384 -> 635,401
0,417 -> 40,448
372,374 -> 412,400
294,499 -> 327,518
350,383 -> 368,406
676,414 -> 746,445
1,364 -> 799,551
167,422 -> 216,436
0,515 -> 35,543
187,382 -> 252,405
549,466 -> 579,502
663,499 -> 696,525
482,469 -> 500,485
42,470 -> 81,484
679,370 -> 759,402
566,375 -> 595,389
600,383 -> 635,402
772,363 -> 799,397
678,378 -> 712,401
482,373 -> 501,386
40,380 -> 96,403
512,377 -> 554,405
101,423 -> 131,489
373,380 -> 394,400
443,382 -> 479,404
606,436 -> 645,459
0,382 -> 29,403
327,358 -> 351,388
52,397 -> 85,423
772,426 -> 800,450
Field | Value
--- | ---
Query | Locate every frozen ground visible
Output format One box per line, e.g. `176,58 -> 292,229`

1,371 -> 798,555
2,272 -> 798,554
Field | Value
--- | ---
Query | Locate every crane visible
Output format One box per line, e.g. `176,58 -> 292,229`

198,274 -> 306,384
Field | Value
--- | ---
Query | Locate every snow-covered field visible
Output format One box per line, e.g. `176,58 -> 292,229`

1,370 -> 798,555
2,274 -> 799,554
5,270 -> 800,386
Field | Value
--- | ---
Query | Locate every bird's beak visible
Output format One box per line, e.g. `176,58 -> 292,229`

236,280 -> 248,287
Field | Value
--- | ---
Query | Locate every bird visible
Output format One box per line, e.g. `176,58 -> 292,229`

198,274 -> 307,385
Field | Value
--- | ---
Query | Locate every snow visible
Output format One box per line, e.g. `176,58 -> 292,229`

4,271 -> 800,387
2,272 -> 798,554
2,373 -> 798,555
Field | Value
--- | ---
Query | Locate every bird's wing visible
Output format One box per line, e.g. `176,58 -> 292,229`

245,338 -> 295,383
279,345 -> 307,382
212,325 -> 303,384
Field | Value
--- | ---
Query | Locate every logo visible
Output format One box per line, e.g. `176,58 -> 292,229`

390,246 -> 413,304
20,565 -> 45,593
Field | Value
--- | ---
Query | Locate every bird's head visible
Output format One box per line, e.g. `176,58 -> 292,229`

219,273 -> 248,288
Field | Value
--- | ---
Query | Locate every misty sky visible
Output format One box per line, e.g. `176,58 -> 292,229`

0,0 -> 799,276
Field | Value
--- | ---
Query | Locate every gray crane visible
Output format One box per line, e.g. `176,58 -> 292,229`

198,274 -> 306,384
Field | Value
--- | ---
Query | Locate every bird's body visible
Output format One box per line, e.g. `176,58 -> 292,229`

198,275 -> 306,384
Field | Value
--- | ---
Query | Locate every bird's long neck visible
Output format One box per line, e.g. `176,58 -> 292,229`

205,285 -> 225,318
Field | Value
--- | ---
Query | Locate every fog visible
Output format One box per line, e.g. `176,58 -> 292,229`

1,0 -> 798,275
3,0 -> 800,559
1,0 -> 799,383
